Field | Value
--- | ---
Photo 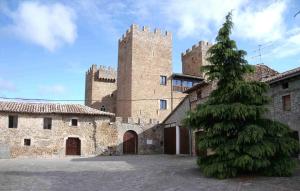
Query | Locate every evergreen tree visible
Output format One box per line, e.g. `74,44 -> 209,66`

184,12 -> 299,179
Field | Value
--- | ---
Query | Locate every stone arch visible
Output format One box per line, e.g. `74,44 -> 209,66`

123,130 -> 138,154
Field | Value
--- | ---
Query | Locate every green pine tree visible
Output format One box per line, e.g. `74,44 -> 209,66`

184,12 -> 299,179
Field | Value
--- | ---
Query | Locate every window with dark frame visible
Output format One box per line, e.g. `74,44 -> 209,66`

8,115 -> 18,128
43,118 -> 52,130
71,119 -> 78,126
160,76 -> 167,85
24,139 -> 31,146
282,95 -> 291,111
282,82 -> 289,89
100,106 -> 106,111
160,100 -> 167,110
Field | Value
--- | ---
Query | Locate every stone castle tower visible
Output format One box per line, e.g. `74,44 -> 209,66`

85,65 -> 117,113
85,24 -> 211,122
182,41 -> 212,77
117,24 -> 173,121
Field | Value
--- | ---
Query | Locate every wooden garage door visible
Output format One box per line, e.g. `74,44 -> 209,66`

123,130 -> 138,154
180,127 -> 190,154
164,127 -> 176,154
66,138 -> 81,155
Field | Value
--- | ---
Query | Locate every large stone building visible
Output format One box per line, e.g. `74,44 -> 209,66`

85,24 -> 210,122
163,65 -> 300,156
0,101 -> 164,158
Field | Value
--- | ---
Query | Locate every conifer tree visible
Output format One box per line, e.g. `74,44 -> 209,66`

184,12 -> 299,179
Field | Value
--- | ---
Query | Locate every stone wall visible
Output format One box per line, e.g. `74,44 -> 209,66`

0,113 -> 116,158
85,65 -> 117,113
266,76 -> 300,133
0,113 -> 164,158
117,24 -> 173,122
113,117 -> 163,155
182,41 -> 212,78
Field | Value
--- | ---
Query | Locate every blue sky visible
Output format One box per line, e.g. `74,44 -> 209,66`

0,0 -> 300,103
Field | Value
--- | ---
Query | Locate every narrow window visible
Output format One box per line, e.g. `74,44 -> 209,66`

100,106 -> 106,111
43,118 -> 52,130
282,95 -> 291,111
71,119 -> 78,126
8,115 -> 18,128
24,139 -> 31,146
282,82 -> 289,89
160,100 -> 167,110
160,76 -> 167,85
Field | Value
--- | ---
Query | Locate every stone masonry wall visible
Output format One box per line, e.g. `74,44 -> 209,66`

113,117 -> 163,155
0,113 -> 116,158
117,24 -> 173,122
266,76 -> 300,134
182,41 -> 212,78
85,65 -> 117,113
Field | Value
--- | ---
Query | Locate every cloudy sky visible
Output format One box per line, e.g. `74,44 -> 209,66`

0,0 -> 299,103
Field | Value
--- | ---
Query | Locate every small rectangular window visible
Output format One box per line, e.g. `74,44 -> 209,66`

160,76 -> 167,85
8,115 -> 18,128
71,119 -> 78,126
282,95 -> 291,111
160,100 -> 167,110
24,139 -> 31,146
282,82 -> 289,89
43,118 -> 52,129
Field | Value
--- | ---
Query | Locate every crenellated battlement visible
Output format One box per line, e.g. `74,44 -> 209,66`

181,41 -> 212,57
86,64 -> 117,81
115,117 -> 159,125
118,24 -> 172,43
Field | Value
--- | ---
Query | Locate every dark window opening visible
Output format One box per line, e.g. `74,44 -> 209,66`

43,118 -> 52,130
160,100 -> 167,110
8,115 -> 18,128
100,106 -> 106,111
160,76 -> 167,85
282,82 -> 289,89
282,95 -> 291,111
24,139 -> 31,146
71,119 -> 78,126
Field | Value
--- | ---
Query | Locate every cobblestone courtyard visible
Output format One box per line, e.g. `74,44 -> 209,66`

0,155 -> 299,191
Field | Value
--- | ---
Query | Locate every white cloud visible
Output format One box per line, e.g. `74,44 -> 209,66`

234,1 -> 287,42
269,27 -> 300,58
163,0 -> 247,38
0,78 -> 16,92
7,1 -> 77,51
162,0 -> 288,41
38,84 -> 66,95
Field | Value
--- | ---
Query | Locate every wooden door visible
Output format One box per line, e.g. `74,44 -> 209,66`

123,131 -> 138,154
180,127 -> 190,154
66,138 -> 81,155
164,127 -> 176,154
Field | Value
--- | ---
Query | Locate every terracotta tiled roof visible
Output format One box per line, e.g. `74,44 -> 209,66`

245,64 -> 279,81
262,66 -> 300,84
0,101 -> 114,116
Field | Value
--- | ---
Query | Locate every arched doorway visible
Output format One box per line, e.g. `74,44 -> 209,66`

66,137 -> 81,155
123,130 -> 138,154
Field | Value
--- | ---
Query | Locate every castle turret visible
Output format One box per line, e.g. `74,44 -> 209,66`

85,64 -> 117,113
117,24 -> 173,121
181,41 -> 213,78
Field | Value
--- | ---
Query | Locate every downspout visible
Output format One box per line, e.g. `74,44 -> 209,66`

188,94 -> 193,156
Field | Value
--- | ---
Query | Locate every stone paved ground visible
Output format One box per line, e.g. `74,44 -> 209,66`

0,155 -> 299,191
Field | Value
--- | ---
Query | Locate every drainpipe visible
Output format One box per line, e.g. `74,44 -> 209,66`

188,95 -> 193,156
